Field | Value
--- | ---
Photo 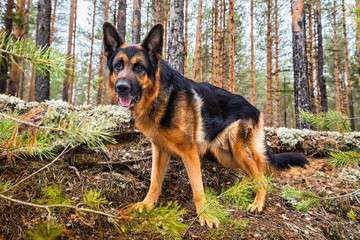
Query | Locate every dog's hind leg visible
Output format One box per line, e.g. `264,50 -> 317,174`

232,138 -> 268,213
135,142 -> 170,211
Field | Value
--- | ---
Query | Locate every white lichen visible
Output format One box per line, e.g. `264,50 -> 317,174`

339,167 -> 360,182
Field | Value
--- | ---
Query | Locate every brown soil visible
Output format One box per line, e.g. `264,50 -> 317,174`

1,135 -> 359,239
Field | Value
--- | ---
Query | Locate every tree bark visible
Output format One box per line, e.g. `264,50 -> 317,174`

357,0 -> 360,91
184,0 -> 188,78
0,0 -> 14,94
228,0 -> 235,93
275,0 -> 280,128
69,0 -> 78,105
34,0 -> 51,102
97,0 -> 110,105
49,0 -> 58,46
265,0 -> 273,126
167,0 -> 185,75
132,0 -> 141,44
62,0 -> 76,102
9,0 -> 26,97
212,0 -> 219,87
164,0 -> 169,60
315,0 -> 327,113
192,0 -> 203,82
341,0 -> 355,131
332,0 -> 341,113
117,0 -> 126,41
250,0 -> 255,106
291,0 -> 311,129
307,0 -> 316,113
87,0 -> 97,105
154,0 -> 163,24
220,0 -> 226,89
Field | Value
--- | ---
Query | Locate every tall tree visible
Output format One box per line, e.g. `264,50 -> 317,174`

132,0 -> 141,44
164,0 -> 169,60
192,0 -> 203,82
9,0 -> 26,97
228,0 -> 235,92
341,0 -> 355,131
117,0 -> 126,41
332,0 -> 341,112
69,0 -> 78,105
357,0 -> 360,91
291,0 -> 311,129
34,0 -> 51,102
49,0 -> 58,46
184,0 -> 188,78
275,0 -> 280,128
265,0 -> 273,126
154,0 -> 163,24
220,0 -> 226,89
212,0 -> 219,87
167,0 -> 185,75
97,0 -> 110,105
87,0 -> 97,105
307,0 -> 316,113
0,0 -> 14,94
62,0 -> 76,101
315,0 -> 327,112
250,0 -> 255,105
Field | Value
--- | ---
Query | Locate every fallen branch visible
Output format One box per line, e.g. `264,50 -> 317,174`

95,156 -> 152,165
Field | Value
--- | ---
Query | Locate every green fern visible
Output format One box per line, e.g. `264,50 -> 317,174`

328,151 -> 360,167
37,185 -> 72,206
299,110 -> 351,132
26,220 -> 64,240
83,189 -> 108,209
281,185 -> 321,211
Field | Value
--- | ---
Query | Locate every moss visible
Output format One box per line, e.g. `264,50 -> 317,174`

320,224 -> 343,240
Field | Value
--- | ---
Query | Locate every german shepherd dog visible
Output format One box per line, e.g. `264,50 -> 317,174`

103,22 -> 308,228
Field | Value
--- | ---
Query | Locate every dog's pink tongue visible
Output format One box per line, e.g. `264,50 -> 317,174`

119,97 -> 131,107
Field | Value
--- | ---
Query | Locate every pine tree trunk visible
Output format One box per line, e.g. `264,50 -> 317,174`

357,0 -> 360,91
275,0 -> 280,128
49,0 -> 58,46
340,72 -> 348,116
341,0 -> 355,131
167,0 -> 185,75
34,0 -> 51,102
250,0 -> 255,106
69,0 -> 78,105
164,0 -> 169,60
117,0 -> 126,41
154,0 -> 163,24
87,0 -> 97,105
184,0 -> 188,78
220,0 -> 226,89
132,0 -> 141,44
313,17 -> 321,112
316,0 -> 327,113
212,0 -> 219,87
9,0 -> 26,97
192,0 -> 203,82
228,0 -> 235,93
62,0 -> 75,101
332,0 -> 341,113
291,0 -> 310,129
97,0 -> 110,105
0,0 -> 14,94
307,0 -> 316,113
265,0 -> 273,126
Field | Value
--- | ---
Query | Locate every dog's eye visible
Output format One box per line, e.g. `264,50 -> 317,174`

115,62 -> 123,71
134,64 -> 144,72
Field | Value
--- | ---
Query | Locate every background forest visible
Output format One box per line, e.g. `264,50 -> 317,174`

1,0 -> 359,131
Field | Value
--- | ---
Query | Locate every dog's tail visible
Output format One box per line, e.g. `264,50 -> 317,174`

265,147 -> 308,172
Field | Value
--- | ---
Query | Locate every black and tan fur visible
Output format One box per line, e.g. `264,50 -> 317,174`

103,23 -> 308,228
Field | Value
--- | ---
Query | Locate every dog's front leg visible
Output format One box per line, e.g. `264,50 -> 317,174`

135,142 -> 170,211
181,147 -> 220,228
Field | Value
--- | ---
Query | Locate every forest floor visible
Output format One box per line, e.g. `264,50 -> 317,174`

1,134 -> 360,239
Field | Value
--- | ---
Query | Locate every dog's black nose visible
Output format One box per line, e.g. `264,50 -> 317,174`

115,81 -> 130,93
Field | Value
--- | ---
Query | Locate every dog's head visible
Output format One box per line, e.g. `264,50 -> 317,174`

103,22 -> 163,108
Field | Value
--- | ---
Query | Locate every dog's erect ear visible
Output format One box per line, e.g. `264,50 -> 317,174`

103,22 -> 123,58
141,24 -> 163,62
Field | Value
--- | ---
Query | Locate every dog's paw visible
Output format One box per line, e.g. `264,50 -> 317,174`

133,201 -> 155,213
199,213 -> 220,228
247,203 -> 264,215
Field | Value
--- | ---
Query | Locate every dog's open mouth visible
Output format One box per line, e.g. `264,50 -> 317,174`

117,94 -> 141,108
